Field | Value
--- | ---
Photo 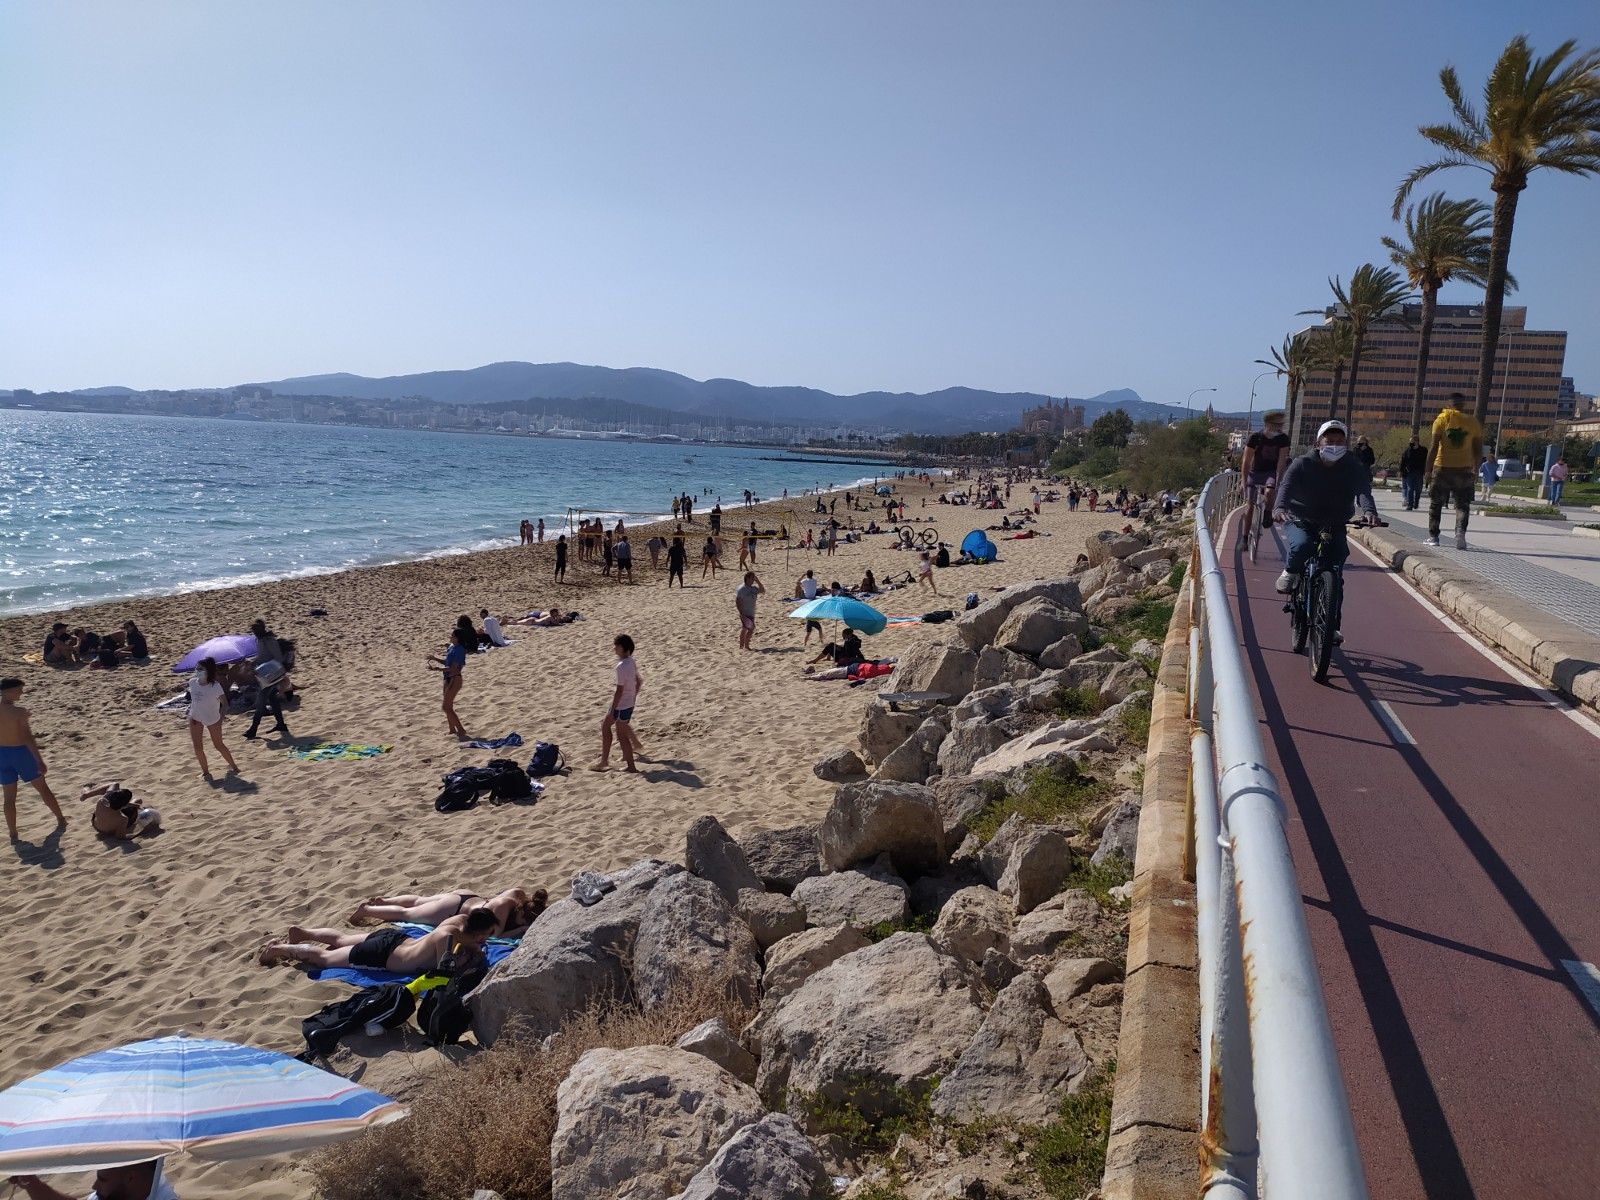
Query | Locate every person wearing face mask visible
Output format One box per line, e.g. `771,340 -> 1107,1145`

1271,420 -> 1378,595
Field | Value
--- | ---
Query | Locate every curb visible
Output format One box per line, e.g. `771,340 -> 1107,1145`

1102,568 -> 1199,1200
1351,526 -> 1600,715
1574,526 -> 1600,541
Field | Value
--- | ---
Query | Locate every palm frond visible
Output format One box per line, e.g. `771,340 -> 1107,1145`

1438,65 -> 1485,138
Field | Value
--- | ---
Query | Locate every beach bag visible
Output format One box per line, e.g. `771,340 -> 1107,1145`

435,765 -> 495,813
527,742 -> 565,778
417,961 -> 488,1047
298,983 -> 415,1060
921,609 -> 955,624
485,758 -> 533,801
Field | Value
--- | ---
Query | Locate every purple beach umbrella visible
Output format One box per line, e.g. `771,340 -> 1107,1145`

172,634 -> 257,674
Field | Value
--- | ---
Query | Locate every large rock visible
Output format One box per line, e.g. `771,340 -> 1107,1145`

930,885 -> 1013,963
791,856 -> 910,929
634,873 -> 762,1009
1086,530 -> 1144,565
930,974 -> 1091,1123
686,816 -> 765,905
677,1017 -> 760,1087
760,923 -> 871,1009
1038,634 -> 1084,669
936,717 -> 1017,776
813,747 -> 868,784
873,712 -> 947,784
469,859 -> 680,1045
858,702 -> 923,766
740,826 -> 821,895
884,638 -> 978,700
1043,957 -> 1121,1009
1125,545 -> 1174,570
1010,889 -> 1103,961
1100,659 -> 1152,704
550,1046 -> 765,1200
971,646 -> 1042,691
977,812 -> 1029,886
955,579 -> 1084,651
1091,800 -> 1141,866
994,826 -> 1076,914
995,598 -> 1078,658
933,776 -> 1000,845
736,888 -> 808,950
968,720 -> 1100,778
669,1112 -> 833,1200
818,781 -> 945,875
757,934 -> 985,1121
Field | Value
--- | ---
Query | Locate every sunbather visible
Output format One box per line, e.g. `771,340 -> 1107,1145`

259,906 -> 497,971
348,886 -> 546,935
507,608 -> 572,627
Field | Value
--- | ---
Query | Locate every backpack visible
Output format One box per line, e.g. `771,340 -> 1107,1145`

417,960 -> 489,1047
434,765 -> 496,813
297,983 -> 416,1060
485,758 -> 533,802
527,742 -> 565,778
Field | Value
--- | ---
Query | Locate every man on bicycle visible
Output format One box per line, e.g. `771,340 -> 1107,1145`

1240,409 -> 1291,529
1272,419 -> 1378,594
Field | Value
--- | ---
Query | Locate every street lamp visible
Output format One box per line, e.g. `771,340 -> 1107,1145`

1187,386 -> 1217,416
1246,371 -> 1276,434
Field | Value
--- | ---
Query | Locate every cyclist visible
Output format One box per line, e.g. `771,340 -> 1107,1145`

1272,420 -> 1378,596
1240,409 -> 1292,533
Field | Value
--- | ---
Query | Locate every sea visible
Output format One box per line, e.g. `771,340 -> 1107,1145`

0,409 -> 897,616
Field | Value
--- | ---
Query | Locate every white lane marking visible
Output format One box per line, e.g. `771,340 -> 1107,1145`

1560,960 -> 1600,1020
1351,539 -> 1600,743
1372,700 -> 1417,746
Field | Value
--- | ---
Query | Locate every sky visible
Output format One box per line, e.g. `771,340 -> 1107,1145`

2,1 -> 1597,410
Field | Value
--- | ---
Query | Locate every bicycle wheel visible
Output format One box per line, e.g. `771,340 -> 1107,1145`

1308,569 -> 1339,682
918,528 -> 939,549
1288,575 -> 1308,654
1248,513 -> 1261,564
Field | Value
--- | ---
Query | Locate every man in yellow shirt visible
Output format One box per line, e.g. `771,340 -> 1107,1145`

1423,391 -> 1483,549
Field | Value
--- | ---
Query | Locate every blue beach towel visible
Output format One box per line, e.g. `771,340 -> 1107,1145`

465,732 -> 523,750
307,923 -> 519,989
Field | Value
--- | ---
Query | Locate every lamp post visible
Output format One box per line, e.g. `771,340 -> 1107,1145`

1187,386 -> 1217,416
1246,371 -> 1276,435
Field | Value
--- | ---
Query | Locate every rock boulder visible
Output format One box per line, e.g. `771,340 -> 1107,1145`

884,638 -> 978,701
818,781 -> 945,875
668,1112 -> 833,1200
676,1017 -> 760,1087
739,826 -> 821,895
813,747 -> 868,784
686,816 -> 765,905
1091,800 -> 1141,867
995,598 -> 1078,658
858,702 -> 923,766
760,922 -> 871,1009
791,855 -> 910,930
971,646 -> 1042,691
955,579 -> 1084,651
930,885 -> 1013,963
634,873 -> 762,1009
873,713 -> 947,784
736,888 -> 808,950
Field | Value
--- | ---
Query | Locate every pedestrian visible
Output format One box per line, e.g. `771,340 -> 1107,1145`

739,522 -> 758,569
243,619 -> 290,740
796,569 -> 822,644
554,533 -> 568,582
1548,457 -> 1570,506
1,676 -> 65,842
1398,434 -> 1427,511
537,518 -> 545,543
736,571 -> 764,650
592,633 -> 644,773
702,536 -> 722,579
187,656 -> 240,779
646,533 -> 665,569
918,550 -> 939,594
667,534 -> 688,587
615,533 -> 633,583
602,531 -> 614,577
1423,392 -> 1483,549
1478,454 -> 1500,502
710,504 -> 723,536
428,628 -> 470,739
672,496 -> 681,520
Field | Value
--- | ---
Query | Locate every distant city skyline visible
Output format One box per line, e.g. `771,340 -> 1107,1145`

1,2 -> 1596,407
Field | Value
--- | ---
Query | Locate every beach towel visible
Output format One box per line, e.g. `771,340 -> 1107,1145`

465,732 -> 523,750
884,615 -> 923,626
308,923 -> 519,989
289,742 -> 392,762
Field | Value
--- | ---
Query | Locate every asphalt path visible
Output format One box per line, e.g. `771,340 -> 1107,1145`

1222,516 -> 1600,1199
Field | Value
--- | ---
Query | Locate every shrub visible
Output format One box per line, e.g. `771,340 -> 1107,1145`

1053,684 -> 1108,720
1482,504 -> 1564,518
793,1078 -> 936,1157
968,763 -> 1113,844
1164,559 -> 1186,591
1116,689 -> 1153,745
308,978 -> 756,1200
865,911 -> 935,943
1029,1064 -> 1117,1198
1064,854 -> 1133,910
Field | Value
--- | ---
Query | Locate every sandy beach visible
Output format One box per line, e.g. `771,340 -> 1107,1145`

0,475 -> 1124,1198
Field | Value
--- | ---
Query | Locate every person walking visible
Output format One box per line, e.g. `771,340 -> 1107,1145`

592,633 -> 644,773
615,533 -> 633,583
1398,434 -> 1428,511
601,530 -> 614,577
428,628 -> 470,739
796,569 -> 822,645
1423,392 -> 1483,549
739,523 -> 758,570
554,533 -> 568,582
666,535 -> 688,587
243,619 -> 290,740
736,571 -> 764,651
1478,454 -> 1500,502
701,535 -> 722,579
1548,457 -> 1570,506
536,518 -> 545,543
1,676 -> 65,842
187,656 -> 240,779
918,550 -> 939,594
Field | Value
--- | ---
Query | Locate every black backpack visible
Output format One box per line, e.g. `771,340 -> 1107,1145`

418,960 -> 489,1047
435,765 -> 498,813
297,983 -> 416,1060
485,758 -> 532,802
527,742 -> 565,778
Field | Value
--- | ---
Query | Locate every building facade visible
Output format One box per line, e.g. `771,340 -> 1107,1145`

1018,398 -> 1085,435
1293,304 -> 1567,449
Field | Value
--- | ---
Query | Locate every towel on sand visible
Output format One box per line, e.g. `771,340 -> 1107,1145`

289,742 -> 392,762
308,923 -> 518,988
465,732 -> 523,750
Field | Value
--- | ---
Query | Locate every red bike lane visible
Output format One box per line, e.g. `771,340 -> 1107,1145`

1221,521 -> 1600,1199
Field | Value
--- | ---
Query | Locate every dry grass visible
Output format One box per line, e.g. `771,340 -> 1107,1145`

309,978 -> 756,1200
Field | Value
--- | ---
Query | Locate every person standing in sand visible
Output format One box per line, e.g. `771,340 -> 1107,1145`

736,571 -> 764,651
554,533 -> 568,582
428,628 -> 470,739
615,533 -> 633,583
666,535 -> 688,587
918,550 -> 939,595
1,677 -> 65,843
537,518 -> 545,543
186,657 -> 240,779
593,633 -> 643,773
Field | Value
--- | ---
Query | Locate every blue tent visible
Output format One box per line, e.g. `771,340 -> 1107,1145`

961,529 -> 997,563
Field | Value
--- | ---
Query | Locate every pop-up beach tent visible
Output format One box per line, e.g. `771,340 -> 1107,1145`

960,529 -> 997,563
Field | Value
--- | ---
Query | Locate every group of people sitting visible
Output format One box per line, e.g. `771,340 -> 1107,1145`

457,607 -> 579,651
43,620 -> 148,668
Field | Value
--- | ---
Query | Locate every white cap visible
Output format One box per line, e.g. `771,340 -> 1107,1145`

1316,420 -> 1347,440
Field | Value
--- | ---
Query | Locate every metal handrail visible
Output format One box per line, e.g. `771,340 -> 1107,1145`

1190,470 -> 1369,1199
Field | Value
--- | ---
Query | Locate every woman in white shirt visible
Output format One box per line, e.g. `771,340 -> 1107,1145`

187,656 -> 240,778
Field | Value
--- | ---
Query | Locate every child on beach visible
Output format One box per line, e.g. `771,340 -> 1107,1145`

593,633 -> 643,773
428,629 -> 471,739
1,677 -> 65,842
187,656 -> 241,779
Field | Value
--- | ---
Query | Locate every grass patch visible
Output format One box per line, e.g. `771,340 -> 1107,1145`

1482,504 -> 1564,519
1164,558 -> 1186,590
793,1079 -> 936,1158
1496,478 -> 1599,504
1120,597 -> 1177,644
968,762 -> 1114,844
1029,1064 -> 1117,1198
1064,854 -> 1133,910
1115,688 -> 1153,746
1054,684 -> 1108,720
865,911 -> 936,943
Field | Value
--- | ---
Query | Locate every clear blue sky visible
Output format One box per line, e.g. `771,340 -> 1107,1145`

2,1 -> 1596,409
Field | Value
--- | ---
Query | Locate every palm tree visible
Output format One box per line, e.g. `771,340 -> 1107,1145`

1381,193 -> 1510,435
1394,36 -> 1600,425
1302,321 -> 1378,438
1256,333 -> 1316,448
1328,264 -> 1412,426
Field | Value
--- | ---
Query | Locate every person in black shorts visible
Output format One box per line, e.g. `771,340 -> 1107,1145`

554,534 -> 568,582
1241,410 -> 1292,518
258,906 -> 497,971
666,535 -> 687,588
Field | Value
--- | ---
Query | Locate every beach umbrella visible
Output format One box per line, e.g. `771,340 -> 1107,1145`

789,595 -> 887,635
0,1035 -> 405,1173
171,634 -> 257,674
960,529 -> 997,563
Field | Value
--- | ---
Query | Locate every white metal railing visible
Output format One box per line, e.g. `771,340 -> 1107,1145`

1188,470 -> 1369,1199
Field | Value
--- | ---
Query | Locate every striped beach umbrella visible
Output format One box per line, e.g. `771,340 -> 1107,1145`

0,1035 -> 405,1174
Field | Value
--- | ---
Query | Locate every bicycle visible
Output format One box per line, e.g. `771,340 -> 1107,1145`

894,526 -> 940,551
1283,517 -> 1386,682
1240,479 -> 1276,565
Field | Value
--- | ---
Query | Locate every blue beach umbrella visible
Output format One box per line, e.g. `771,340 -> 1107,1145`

789,595 -> 888,635
0,1035 -> 405,1173
960,529 -> 997,563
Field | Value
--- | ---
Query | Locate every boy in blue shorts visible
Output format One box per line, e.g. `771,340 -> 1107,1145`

1,677 -> 65,842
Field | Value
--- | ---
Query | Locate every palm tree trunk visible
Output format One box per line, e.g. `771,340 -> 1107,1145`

1345,329 -> 1365,428
1329,363 -> 1344,420
1410,286 -> 1437,435
1285,376 -> 1299,450
1474,183 -> 1522,426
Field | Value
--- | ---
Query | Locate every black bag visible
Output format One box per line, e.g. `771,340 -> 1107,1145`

527,742 -> 564,778
485,758 -> 532,802
417,961 -> 488,1047
921,609 -> 956,624
298,983 -> 416,1060
435,764 -> 502,812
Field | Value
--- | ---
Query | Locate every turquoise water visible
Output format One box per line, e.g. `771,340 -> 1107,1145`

0,410 -> 887,615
